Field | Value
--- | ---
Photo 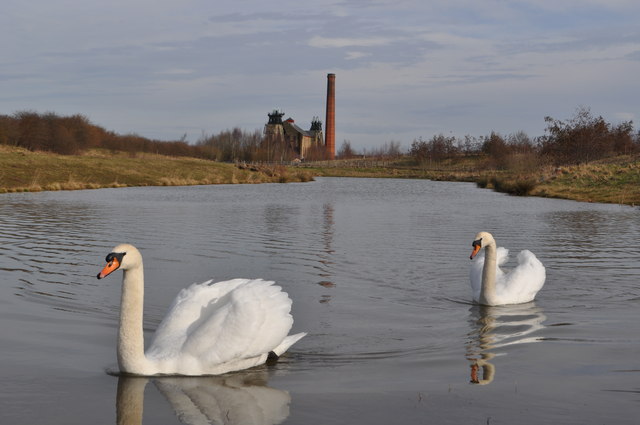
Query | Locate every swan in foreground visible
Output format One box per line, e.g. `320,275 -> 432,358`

469,232 -> 545,306
97,244 -> 306,376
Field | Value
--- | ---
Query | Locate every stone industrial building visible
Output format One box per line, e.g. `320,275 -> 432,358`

263,73 -> 336,160
263,110 -> 324,159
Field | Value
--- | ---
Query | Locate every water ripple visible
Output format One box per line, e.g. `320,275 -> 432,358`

1,179 -> 639,369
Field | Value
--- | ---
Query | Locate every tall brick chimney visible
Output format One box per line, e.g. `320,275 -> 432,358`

325,73 -> 336,160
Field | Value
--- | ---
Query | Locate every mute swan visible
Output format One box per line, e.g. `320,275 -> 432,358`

469,232 -> 545,306
97,244 -> 306,376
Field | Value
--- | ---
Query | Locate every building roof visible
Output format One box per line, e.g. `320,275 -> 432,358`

283,120 -> 313,137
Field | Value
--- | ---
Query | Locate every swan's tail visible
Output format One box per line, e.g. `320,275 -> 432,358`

271,332 -> 307,357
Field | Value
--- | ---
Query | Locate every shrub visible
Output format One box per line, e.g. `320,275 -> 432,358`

491,176 -> 538,196
540,106 -> 636,165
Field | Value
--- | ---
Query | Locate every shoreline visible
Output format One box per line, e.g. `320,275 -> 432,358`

0,147 -> 313,193
300,156 -> 640,206
1,147 -> 638,206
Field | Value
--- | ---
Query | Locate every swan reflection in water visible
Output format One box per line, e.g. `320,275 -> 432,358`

116,371 -> 291,425
465,303 -> 546,385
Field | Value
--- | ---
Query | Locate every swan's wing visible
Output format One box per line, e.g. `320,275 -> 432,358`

183,279 -> 296,363
495,247 -> 509,267
147,278 -> 255,359
497,250 -> 546,304
272,332 -> 307,357
147,279 -> 297,365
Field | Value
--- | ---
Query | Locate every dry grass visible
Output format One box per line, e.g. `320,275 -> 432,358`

531,158 -> 640,205
0,147 -> 313,193
482,175 -> 538,196
302,154 -> 640,206
2,145 -> 637,206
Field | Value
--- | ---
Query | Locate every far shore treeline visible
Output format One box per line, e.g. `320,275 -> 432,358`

2,107 -> 639,204
0,110 -> 322,162
1,107 -> 638,169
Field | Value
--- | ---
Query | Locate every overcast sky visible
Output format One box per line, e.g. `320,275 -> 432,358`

2,0 -> 639,150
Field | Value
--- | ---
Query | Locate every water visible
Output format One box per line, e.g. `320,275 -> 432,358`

0,177 -> 638,424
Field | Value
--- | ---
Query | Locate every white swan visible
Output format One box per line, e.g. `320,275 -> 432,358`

469,232 -> 545,306
97,244 -> 306,376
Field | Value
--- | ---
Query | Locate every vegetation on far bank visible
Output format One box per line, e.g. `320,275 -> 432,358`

302,155 -> 640,205
1,107 -> 638,205
0,110 -> 328,162
0,146 -> 313,193
2,144 -> 637,206
312,106 -> 639,205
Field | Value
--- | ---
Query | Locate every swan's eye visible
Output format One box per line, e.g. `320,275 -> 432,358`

105,252 -> 126,263
472,238 -> 482,247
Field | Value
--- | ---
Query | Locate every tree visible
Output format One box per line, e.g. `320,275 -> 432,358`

14,110 -> 49,151
540,106 -> 635,164
410,134 -> 457,164
338,140 -> 356,159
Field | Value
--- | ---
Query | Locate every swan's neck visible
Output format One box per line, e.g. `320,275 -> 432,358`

118,264 -> 150,374
479,244 -> 498,306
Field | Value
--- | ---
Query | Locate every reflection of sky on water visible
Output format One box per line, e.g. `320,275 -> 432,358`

0,179 -> 639,424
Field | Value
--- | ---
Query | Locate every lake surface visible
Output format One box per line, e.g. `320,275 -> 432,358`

0,177 -> 638,424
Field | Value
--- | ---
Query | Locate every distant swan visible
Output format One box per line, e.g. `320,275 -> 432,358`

469,232 -> 545,306
97,244 -> 306,376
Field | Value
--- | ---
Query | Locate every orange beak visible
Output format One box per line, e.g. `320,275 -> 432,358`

97,257 -> 121,279
470,244 -> 481,260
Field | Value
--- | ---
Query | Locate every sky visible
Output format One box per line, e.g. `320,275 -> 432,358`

2,0 -> 639,151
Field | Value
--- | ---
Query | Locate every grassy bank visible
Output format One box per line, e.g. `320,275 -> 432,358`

2,147 -> 637,206
530,157 -> 640,205
0,147 -> 313,193
300,155 -> 640,206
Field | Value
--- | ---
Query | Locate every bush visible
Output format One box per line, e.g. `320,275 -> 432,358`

491,176 -> 538,196
540,106 -> 636,164
475,175 -> 491,188
410,134 -> 458,165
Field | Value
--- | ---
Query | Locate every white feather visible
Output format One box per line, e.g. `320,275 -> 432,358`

469,233 -> 545,305
100,244 -> 306,376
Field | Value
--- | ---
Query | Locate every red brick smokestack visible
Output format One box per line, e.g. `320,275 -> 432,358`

325,73 -> 336,160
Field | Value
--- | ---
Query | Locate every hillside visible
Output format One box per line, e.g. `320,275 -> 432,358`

1,146 -> 638,206
301,155 -> 640,206
0,146 -> 313,192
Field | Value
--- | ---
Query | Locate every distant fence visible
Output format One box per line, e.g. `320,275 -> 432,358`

300,160 -> 479,173
236,159 -> 397,168
300,159 -> 397,168
236,159 -> 479,173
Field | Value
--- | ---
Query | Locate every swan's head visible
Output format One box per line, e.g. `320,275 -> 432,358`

97,244 -> 142,279
470,231 -> 495,259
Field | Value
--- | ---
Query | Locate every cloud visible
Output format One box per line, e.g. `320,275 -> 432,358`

345,51 -> 371,60
308,35 -> 400,49
1,0 -> 639,147
613,112 -> 635,122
